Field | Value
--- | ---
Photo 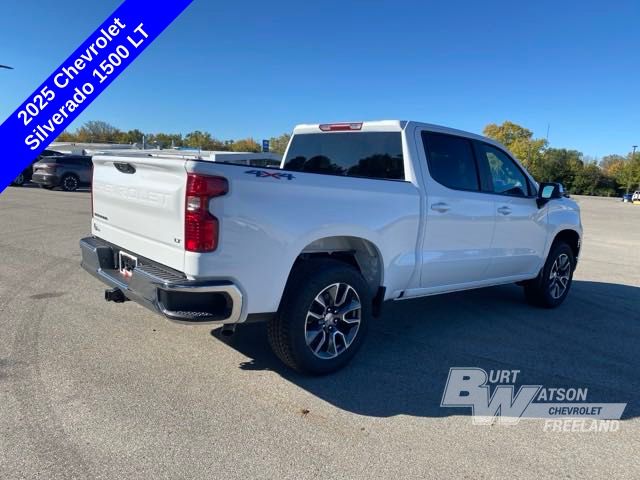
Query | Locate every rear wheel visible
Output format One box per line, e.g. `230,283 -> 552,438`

523,242 -> 575,308
268,258 -> 371,374
61,174 -> 79,192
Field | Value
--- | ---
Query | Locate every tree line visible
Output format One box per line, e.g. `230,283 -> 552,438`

483,121 -> 639,196
57,120 -> 292,155
57,120 -> 640,195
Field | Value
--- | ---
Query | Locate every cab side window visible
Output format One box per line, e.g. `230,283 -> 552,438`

475,143 -> 530,197
422,132 -> 480,191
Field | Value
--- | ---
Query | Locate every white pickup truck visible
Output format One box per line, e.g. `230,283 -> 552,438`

81,120 -> 582,374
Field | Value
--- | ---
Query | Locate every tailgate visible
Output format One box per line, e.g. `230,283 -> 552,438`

91,155 -> 187,272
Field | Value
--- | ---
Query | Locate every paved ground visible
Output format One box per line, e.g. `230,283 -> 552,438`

0,186 -> 638,479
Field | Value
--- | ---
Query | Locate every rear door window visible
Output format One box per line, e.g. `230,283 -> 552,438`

422,132 -> 480,191
283,132 -> 405,180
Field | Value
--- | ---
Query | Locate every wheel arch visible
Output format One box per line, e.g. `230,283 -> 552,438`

551,229 -> 581,261
293,235 -> 384,296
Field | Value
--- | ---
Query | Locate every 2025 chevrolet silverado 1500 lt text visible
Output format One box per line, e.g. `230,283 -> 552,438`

80,120 -> 582,374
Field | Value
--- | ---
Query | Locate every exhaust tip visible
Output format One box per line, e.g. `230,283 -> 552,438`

105,288 -> 127,303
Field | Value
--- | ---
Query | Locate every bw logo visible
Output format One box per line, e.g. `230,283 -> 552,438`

441,368 -> 541,425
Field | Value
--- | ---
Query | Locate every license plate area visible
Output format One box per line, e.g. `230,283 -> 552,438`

118,251 -> 138,278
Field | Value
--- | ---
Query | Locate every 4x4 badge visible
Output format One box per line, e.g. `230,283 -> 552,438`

245,170 -> 295,180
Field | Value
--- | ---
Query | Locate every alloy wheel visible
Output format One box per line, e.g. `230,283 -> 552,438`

63,176 -> 78,191
549,253 -> 571,299
304,283 -> 362,359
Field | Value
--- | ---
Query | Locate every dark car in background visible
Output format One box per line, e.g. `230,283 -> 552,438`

622,193 -> 633,203
31,155 -> 92,192
11,149 -> 63,186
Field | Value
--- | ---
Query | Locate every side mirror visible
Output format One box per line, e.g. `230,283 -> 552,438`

537,182 -> 564,208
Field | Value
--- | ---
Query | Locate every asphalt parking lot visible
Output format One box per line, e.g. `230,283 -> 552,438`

0,186 -> 638,479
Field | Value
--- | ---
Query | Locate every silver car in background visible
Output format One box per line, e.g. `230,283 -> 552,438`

31,155 -> 93,191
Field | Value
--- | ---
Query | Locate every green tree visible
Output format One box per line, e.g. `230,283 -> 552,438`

572,163 -> 601,195
600,154 -> 625,177
115,129 -> 144,145
184,131 -> 226,151
614,153 -> 640,193
75,120 -> 121,143
538,148 -> 583,189
57,130 -> 75,142
55,123 -> 291,155
483,121 -> 534,147
147,133 -> 184,149
483,121 -> 547,177
229,138 -> 261,153
184,130 -> 211,149
269,133 -> 291,155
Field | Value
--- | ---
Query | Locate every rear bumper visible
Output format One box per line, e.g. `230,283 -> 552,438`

31,173 -> 61,186
80,236 -> 244,325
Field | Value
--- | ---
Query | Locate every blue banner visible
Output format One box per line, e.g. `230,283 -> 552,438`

0,0 -> 193,192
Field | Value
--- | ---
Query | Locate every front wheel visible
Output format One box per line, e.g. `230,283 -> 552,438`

523,242 -> 575,308
268,258 -> 372,375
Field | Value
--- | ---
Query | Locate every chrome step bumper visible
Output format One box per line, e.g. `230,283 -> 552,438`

80,237 -> 243,324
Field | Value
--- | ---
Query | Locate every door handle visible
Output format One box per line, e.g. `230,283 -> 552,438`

497,206 -> 512,215
431,202 -> 450,213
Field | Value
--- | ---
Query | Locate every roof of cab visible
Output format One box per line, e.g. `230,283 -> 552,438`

292,120 -> 506,150
293,120 -> 406,134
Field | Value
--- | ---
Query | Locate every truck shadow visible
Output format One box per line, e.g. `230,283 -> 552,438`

214,280 -> 639,419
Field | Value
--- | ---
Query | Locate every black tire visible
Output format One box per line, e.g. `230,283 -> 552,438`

11,173 -> 25,186
523,242 -> 575,308
60,174 -> 79,192
268,258 -> 372,375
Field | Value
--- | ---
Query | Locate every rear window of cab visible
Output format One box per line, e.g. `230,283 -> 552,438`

283,132 -> 405,181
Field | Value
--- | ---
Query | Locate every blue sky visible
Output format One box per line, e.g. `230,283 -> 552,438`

1,0 -> 639,158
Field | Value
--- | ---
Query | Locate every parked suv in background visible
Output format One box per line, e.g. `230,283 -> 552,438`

11,149 -> 63,187
32,155 -> 92,191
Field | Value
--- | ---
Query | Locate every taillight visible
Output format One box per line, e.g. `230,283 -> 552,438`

319,122 -> 363,132
185,173 -> 228,252
39,162 -> 58,171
